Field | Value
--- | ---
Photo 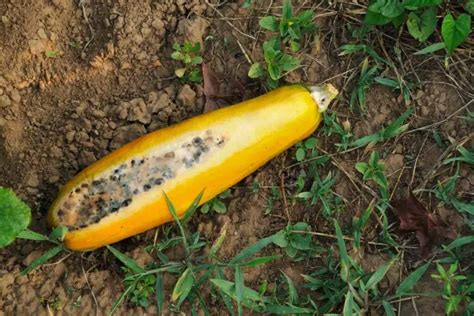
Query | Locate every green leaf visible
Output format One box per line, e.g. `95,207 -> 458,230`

407,8 -> 437,42
402,0 -> 441,9
374,76 -> 400,88
156,273 -> 164,315
17,229 -> 49,242
230,234 -> 277,264
343,291 -> 355,316
414,42 -> 446,55
248,63 -> 264,79
369,0 -> 405,18
0,187 -> 31,248
259,16 -> 279,32
213,200 -> 227,214
366,258 -> 397,290
171,51 -> 184,60
175,68 -> 186,78
282,272 -> 298,304
355,162 -> 369,175
241,255 -> 280,267
334,220 -> 351,281
21,245 -> 65,275
48,226 -> 68,242
279,54 -> 300,72
264,305 -> 315,314
466,0 -> 474,15
383,300 -> 397,316
282,0 -> 293,20
296,147 -> 305,161
182,191 -> 204,223
364,10 -> 392,25
442,13 -> 472,55
268,63 -> 282,80
172,267 -> 194,304
235,266 -> 244,316
304,137 -> 317,149
45,50 -> 58,58
396,262 -> 430,295
443,236 -> 474,251
200,203 -> 210,214
191,56 -> 203,65
106,245 -> 144,274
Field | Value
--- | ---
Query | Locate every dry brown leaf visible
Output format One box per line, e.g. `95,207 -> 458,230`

202,63 -> 220,113
392,191 -> 457,256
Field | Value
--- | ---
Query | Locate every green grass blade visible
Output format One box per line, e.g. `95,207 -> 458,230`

182,191 -> 204,223
443,236 -> 474,251
48,226 -> 68,242
21,245 -> 65,275
334,220 -> 351,281
235,265 -> 244,316
216,268 -> 236,316
230,234 -> 277,264
163,192 -> 189,250
382,108 -> 414,139
241,255 -> 280,267
383,300 -> 396,316
414,42 -> 445,55
156,272 -> 164,315
172,267 -> 194,306
264,304 -> 315,314
109,280 -> 135,315
106,245 -> 144,274
282,272 -> 298,305
396,262 -> 430,296
342,291 -> 354,316
366,257 -> 397,291
350,134 -> 380,148
17,229 -> 49,242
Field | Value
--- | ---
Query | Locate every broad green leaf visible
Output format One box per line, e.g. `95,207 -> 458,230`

296,147 -> 305,161
21,245 -> 65,275
364,10 -> 392,25
282,0 -> 293,20
0,187 -> 31,247
268,63 -> 282,80
279,54 -> 300,72
304,137 -> 317,149
171,51 -> 184,61
175,68 -> 186,78
396,262 -> 430,295
106,245 -> 144,274
191,56 -> 203,65
259,16 -> 278,32
369,0 -> 404,18
466,0 -> 474,15
214,200 -> 227,214
402,0 -> 442,9
248,63 -> 264,78
172,267 -> 194,304
355,162 -> 369,175
414,42 -> 446,55
407,8 -> 437,42
442,13 -> 472,55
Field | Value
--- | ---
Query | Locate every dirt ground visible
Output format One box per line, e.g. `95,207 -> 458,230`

0,0 -> 472,315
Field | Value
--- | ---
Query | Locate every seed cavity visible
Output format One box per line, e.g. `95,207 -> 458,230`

57,131 -> 227,230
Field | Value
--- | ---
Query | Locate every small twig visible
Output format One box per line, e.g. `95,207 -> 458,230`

81,257 -> 99,316
42,252 -> 73,267
279,173 -> 291,223
407,99 -> 473,134
409,133 -> 429,188
234,35 -> 253,65
411,296 -> 419,316
205,0 -> 256,40
79,0 -> 95,52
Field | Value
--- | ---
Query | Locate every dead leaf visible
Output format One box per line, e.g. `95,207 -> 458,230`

392,192 -> 457,256
202,63 -> 220,113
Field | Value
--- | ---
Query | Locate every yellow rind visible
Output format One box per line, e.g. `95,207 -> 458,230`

48,85 -> 327,251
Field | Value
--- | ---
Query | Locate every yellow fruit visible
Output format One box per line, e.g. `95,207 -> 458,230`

48,84 -> 338,251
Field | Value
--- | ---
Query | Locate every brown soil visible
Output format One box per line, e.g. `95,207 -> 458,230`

0,0 -> 472,315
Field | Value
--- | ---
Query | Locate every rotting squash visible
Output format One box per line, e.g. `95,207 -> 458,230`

48,84 -> 338,251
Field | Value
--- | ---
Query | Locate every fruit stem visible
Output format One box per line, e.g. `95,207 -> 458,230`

308,84 -> 338,113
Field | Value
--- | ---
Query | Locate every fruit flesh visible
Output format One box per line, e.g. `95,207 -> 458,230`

48,84 -> 335,251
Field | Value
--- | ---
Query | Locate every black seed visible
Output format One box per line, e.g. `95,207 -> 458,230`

133,189 -> 139,195
217,139 -> 225,146
193,151 -> 202,161
192,137 -> 203,146
143,184 -> 151,191
110,175 -> 117,181
154,178 -> 164,185
162,167 -> 175,179
165,152 -> 175,159
183,158 -> 193,168
140,159 -> 145,165
92,180 -> 102,187
131,159 -> 136,166
58,209 -> 64,216
81,183 -> 89,188
75,188 -> 81,193
122,198 -> 132,207
200,145 -> 209,153
114,168 -> 120,174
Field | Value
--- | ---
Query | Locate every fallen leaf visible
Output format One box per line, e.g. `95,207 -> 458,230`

391,191 -> 457,256
202,63 -> 220,113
